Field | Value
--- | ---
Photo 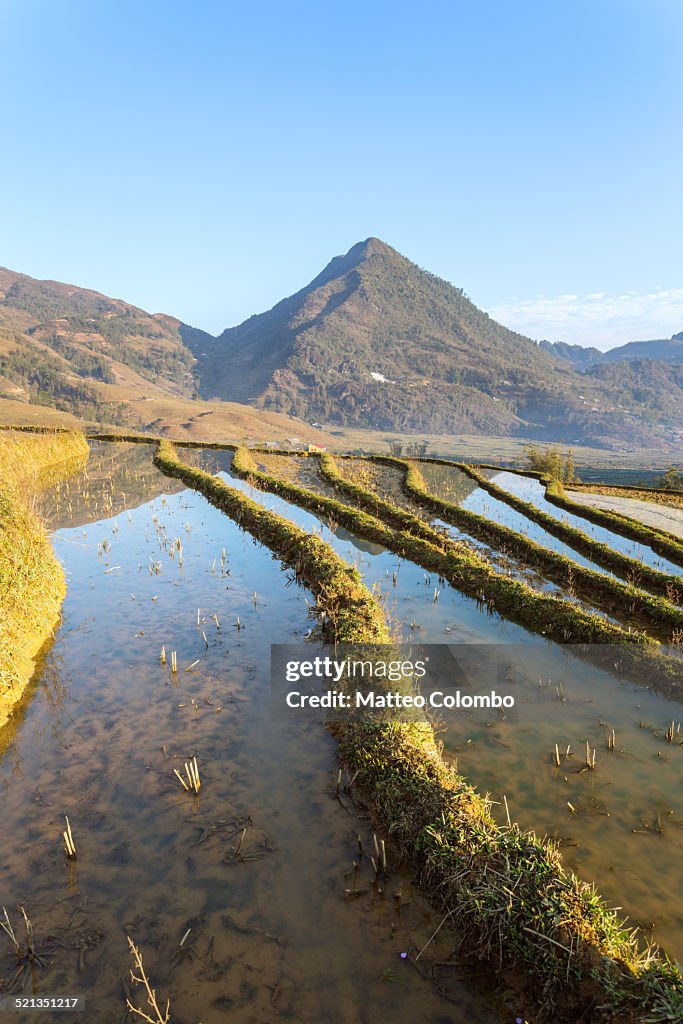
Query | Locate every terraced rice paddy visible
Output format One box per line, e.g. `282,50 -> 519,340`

1,443 -> 502,1023
323,456 -> 683,643
1,437 -> 683,1022
489,471 -> 683,577
252,455 -> 632,618
200,452 -> 683,956
419,462 -> 618,574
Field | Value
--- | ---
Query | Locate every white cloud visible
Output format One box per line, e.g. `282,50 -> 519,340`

489,287 -> 683,351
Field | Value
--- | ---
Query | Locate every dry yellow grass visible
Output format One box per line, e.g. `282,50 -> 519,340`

0,430 -> 89,730
331,424 -> 683,468
0,393 -> 333,446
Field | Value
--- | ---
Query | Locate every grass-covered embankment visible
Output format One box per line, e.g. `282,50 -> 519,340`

154,439 -> 683,1023
546,477 -> 683,559
568,481 -> 683,509
0,430 -> 89,729
228,446 -> 683,695
470,457 -> 683,553
364,456 -> 683,638
456,461 -> 683,589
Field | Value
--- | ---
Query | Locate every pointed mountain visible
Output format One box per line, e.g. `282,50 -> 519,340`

189,238 -> 683,445
190,237 -> 576,435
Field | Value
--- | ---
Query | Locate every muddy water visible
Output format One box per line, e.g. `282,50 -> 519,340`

489,471 -> 683,577
0,444 -> 507,1023
440,650 -> 683,958
197,452 -> 683,959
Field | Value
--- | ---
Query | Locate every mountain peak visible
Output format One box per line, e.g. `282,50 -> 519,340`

348,237 -> 397,260
183,240 -> 683,447
305,237 -> 397,291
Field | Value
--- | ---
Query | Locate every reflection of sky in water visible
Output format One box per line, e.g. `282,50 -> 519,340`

0,449 -> 504,1023
1,440 -> 681,1024
214,459 -> 683,960
491,471 -> 682,577
421,462 -> 615,574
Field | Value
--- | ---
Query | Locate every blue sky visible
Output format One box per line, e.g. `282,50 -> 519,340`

1,0 -> 682,348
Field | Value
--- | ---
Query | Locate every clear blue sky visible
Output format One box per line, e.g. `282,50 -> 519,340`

2,0 -> 682,347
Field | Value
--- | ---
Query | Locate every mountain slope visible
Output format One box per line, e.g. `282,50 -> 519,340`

1,251 -> 681,450
192,239 -> 683,446
194,239 -> 562,432
0,267 -> 197,416
0,268 -> 332,445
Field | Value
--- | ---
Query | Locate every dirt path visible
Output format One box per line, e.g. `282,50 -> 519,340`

567,490 -> 683,539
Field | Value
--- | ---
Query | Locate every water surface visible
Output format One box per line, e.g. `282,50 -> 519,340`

0,444 -> 506,1023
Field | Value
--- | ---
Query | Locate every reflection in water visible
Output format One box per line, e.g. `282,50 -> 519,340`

3,440 -> 683,1024
490,470 -> 683,577
0,446 -> 507,1024
199,451 -> 683,960
420,462 -> 615,575
39,441 -> 194,531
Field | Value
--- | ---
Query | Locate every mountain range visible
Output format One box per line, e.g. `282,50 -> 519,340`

1,240 -> 681,449
539,333 -> 683,367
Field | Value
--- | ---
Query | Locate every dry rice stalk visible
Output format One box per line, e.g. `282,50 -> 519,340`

63,816 -> 77,859
174,757 -> 200,794
126,937 -> 170,1023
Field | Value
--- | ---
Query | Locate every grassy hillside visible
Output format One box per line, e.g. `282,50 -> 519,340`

0,267 -> 196,405
0,267 -> 333,446
0,395 -> 334,447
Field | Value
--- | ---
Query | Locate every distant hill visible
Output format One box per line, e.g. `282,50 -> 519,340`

190,238 -> 683,448
541,333 -> 683,367
0,268 -> 330,445
538,340 -> 604,367
0,266 -> 197,419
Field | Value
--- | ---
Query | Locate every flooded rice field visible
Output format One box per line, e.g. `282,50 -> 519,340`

488,471 -> 683,577
202,450 -> 683,959
418,462 -> 618,576
2,441 -> 683,1022
0,444 -> 507,1023
252,454 -> 586,596
262,454 -> 671,638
